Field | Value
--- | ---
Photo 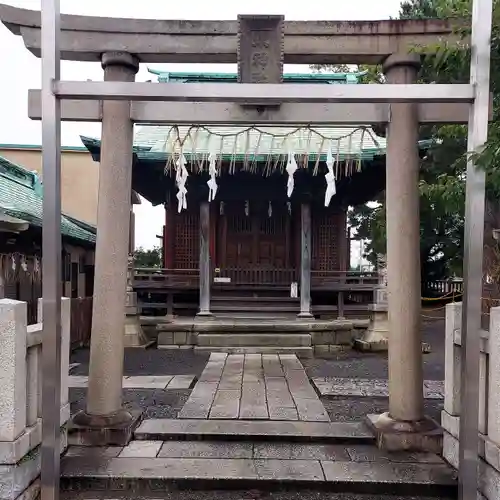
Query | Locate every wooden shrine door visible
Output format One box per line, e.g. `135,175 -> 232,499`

220,202 -> 290,278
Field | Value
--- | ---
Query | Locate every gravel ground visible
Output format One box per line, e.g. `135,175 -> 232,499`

70,388 -> 190,419
323,397 -> 443,423
69,318 -> 445,422
71,348 -> 210,377
303,318 -> 445,381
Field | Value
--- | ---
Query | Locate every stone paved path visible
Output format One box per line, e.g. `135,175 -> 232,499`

69,375 -> 194,390
178,353 -> 330,421
312,378 -> 444,399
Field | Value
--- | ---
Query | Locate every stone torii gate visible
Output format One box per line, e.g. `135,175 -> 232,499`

0,2 -> 492,500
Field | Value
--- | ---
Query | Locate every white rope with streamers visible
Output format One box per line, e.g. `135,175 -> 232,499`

207,142 -> 218,202
324,143 -> 337,207
175,152 -> 188,213
286,150 -> 298,198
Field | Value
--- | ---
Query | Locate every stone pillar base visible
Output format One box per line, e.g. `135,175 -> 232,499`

124,316 -> 151,347
196,311 -> 214,320
297,312 -> 314,320
354,293 -> 389,351
69,407 -> 142,446
366,412 -> 442,453
124,291 -> 151,347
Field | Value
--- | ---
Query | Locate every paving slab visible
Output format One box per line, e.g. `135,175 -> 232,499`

321,461 -> 456,493
268,406 -> 299,421
179,353 -> 329,422
210,390 -> 241,419
60,456 -> 457,496
122,376 -> 173,389
254,458 -> 324,481
253,443 -> 350,461
312,378 -> 444,399
118,440 -> 162,458
61,492 -> 457,500
68,375 -> 194,390
158,440 -> 253,459
294,399 -> 331,422
345,445 -> 446,464
61,456 -> 259,482
239,383 -> 268,419
64,446 -> 123,458
134,419 -> 374,443
166,375 -> 195,390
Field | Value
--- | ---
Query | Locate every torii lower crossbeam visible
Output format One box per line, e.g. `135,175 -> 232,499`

53,81 -> 473,104
28,91 -> 486,124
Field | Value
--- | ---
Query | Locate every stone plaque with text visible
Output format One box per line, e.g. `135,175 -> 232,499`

237,15 -> 284,84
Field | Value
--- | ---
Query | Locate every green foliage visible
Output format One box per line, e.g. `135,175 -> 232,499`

133,246 -> 162,268
345,0 -> 500,281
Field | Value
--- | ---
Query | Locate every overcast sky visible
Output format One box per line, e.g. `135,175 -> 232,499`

0,0 -> 402,252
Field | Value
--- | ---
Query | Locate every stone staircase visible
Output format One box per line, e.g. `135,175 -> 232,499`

59,419 -> 457,498
195,331 -> 313,357
59,354 -> 457,498
210,291 -> 300,320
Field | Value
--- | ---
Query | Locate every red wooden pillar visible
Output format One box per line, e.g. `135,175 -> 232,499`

164,205 -> 175,269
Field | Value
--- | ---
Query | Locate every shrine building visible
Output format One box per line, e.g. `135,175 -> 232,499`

82,69 -> 427,323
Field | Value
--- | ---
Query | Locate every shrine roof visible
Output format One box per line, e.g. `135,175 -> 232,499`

0,156 -> 96,244
110,69 -> 418,172
147,69 -> 365,84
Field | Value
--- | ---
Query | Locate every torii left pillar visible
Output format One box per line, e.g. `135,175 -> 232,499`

72,52 -> 142,445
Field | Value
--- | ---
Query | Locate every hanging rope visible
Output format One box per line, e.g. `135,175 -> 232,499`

159,125 -> 383,177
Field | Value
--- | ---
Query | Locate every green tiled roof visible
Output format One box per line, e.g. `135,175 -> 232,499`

82,70 -> 433,177
148,69 -> 365,84
132,124 -> 386,164
0,156 -> 96,244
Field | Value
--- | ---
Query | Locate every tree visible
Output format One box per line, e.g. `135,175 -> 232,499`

133,246 -> 162,268
347,0 -> 500,282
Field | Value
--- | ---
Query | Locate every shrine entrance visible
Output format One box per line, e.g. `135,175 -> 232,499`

2,1 -> 491,498
220,201 -> 292,285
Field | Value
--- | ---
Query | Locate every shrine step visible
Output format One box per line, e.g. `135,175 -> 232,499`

212,295 -> 300,302
194,346 -> 314,358
210,304 -> 299,313
60,441 -> 456,497
135,419 -> 374,443
197,333 -> 310,348
213,312 -> 298,320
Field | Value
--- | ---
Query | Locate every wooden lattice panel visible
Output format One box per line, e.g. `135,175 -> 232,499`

312,211 -> 341,271
174,210 -> 199,269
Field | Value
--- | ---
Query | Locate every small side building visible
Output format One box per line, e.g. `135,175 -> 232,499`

0,155 -> 96,322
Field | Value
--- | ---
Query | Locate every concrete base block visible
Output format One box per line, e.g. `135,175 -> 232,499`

69,408 -> 142,447
366,412 -> 442,453
353,338 -> 388,352
354,309 -> 389,352
443,430 -> 500,500
314,344 -> 350,356
157,345 -> 194,350
0,429 -> 67,500
124,313 -> 150,348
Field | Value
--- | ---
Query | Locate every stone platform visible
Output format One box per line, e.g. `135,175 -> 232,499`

60,437 -> 457,497
178,353 -> 330,421
60,349 -> 457,498
153,317 -> 369,356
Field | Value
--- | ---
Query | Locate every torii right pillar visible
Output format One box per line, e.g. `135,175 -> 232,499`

367,53 -> 440,453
